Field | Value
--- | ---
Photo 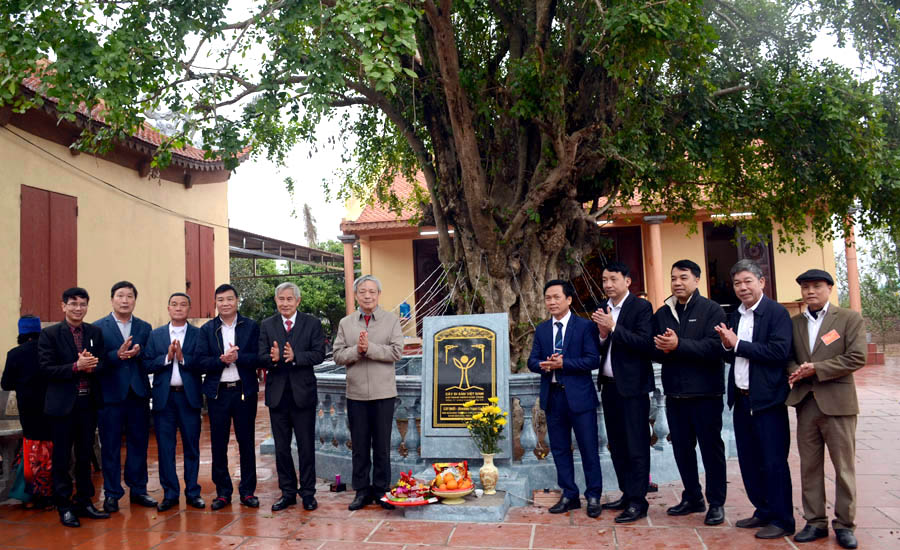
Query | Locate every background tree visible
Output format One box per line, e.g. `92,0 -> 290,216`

303,203 -> 318,247
4,0 -> 899,364
857,231 -> 900,351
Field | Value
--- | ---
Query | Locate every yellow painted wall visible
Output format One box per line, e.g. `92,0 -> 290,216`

358,236 -> 417,336
656,221 -> 708,298
772,224 -> 837,304
1,124 -> 230,356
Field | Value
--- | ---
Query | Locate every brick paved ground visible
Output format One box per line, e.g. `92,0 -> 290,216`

1,357 -> 898,549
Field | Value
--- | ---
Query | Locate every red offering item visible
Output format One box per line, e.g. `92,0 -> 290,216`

387,470 -> 431,503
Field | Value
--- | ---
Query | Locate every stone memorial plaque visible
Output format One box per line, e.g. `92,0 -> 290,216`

421,314 -> 510,459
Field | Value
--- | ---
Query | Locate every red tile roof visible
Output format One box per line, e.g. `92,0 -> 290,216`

341,171 -> 426,232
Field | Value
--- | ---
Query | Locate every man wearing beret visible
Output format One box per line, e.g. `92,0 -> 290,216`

787,269 -> 866,549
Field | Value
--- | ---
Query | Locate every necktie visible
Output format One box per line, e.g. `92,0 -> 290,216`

364,314 -> 371,327
809,308 -> 820,320
554,322 -> 563,353
285,320 -> 293,333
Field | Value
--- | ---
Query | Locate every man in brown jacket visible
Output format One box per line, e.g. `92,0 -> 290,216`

333,275 -> 404,511
787,269 -> 866,549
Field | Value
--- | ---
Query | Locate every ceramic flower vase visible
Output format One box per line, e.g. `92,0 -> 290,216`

479,453 -> 499,495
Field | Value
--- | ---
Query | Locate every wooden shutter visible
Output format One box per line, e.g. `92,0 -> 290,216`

20,185 -> 77,322
184,220 -> 215,318
198,224 -> 215,318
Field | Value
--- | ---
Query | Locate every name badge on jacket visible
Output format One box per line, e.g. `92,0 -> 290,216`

821,329 -> 841,346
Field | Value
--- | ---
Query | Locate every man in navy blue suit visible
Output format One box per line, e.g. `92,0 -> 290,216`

144,293 -> 207,512
593,261 -> 655,524
528,279 -> 603,518
199,284 -> 261,511
94,281 -> 157,513
714,259 -> 795,539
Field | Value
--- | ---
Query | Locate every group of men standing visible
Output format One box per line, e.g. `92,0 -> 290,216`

530,258 -> 864,549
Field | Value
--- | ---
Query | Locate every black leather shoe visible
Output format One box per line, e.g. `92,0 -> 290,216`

586,497 -> 602,518
186,496 -> 206,509
349,492 -> 373,511
303,497 -> 318,511
548,496 -> 581,514
59,510 -> 80,528
666,499 -> 706,516
704,505 -> 725,526
240,495 -> 260,508
130,494 -> 158,508
157,498 -> 179,512
271,495 -> 297,512
835,529 -> 858,549
756,524 -> 794,539
615,504 -> 647,523
103,496 -> 119,513
74,503 -> 110,520
211,497 -> 230,511
735,516 -> 769,529
379,499 -> 396,510
602,496 -> 627,510
794,525 -> 828,543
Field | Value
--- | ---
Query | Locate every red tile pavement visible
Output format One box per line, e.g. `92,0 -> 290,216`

1,356 -> 899,549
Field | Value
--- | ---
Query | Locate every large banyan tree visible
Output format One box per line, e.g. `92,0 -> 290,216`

3,0 -> 899,363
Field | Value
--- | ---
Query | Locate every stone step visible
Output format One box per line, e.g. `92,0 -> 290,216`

401,489 -> 511,522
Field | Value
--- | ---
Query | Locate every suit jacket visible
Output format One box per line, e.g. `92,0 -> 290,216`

527,314 -> 600,413
724,295 -> 792,411
2,340 -> 52,440
199,314 -> 260,399
94,313 -> 152,403
258,312 -> 325,408
38,321 -> 106,416
143,323 -> 205,410
786,305 -> 866,415
596,293 -> 655,397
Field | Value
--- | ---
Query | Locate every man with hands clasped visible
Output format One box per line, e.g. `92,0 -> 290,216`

786,270 -> 865,550
144,293 -> 207,512
527,280 -> 603,518
39,287 -> 109,527
651,260 -> 727,526
259,282 -> 325,513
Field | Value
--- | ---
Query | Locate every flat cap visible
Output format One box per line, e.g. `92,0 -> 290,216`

795,269 -> 834,286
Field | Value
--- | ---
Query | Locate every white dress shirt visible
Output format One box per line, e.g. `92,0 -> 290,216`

168,323 -> 187,387
733,295 -> 764,390
282,312 -> 298,333
550,310 -> 571,383
803,302 -> 830,354
600,291 -> 630,378
114,314 -> 133,341
219,317 -> 240,382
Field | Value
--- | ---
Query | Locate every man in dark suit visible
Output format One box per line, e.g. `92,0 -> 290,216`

143,292 -> 206,512
527,280 -> 603,518
258,282 -> 325,512
93,281 -> 156,513
652,260 -> 727,526
38,287 -> 110,527
199,284 -> 261,511
715,259 -> 795,539
592,261 -> 654,523
787,269 -> 866,549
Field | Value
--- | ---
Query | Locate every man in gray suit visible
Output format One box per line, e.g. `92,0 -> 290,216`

258,282 -> 325,513
787,269 -> 866,549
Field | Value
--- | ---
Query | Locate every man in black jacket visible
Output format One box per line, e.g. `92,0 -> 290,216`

200,284 -> 261,511
258,282 -> 325,513
652,260 -> 727,526
592,262 -> 654,523
38,287 -> 110,527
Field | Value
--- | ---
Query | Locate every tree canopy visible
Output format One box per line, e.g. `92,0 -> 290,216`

4,0 -> 899,363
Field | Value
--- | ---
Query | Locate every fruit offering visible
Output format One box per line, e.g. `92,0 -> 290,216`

387,470 -> 430,502
431,461 -> 474,491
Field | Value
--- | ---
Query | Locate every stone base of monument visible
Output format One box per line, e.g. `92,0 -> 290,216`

404,490 -> 511,522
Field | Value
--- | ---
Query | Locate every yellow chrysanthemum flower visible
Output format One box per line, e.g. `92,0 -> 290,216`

497,418 -> 507,426
463,400 -> 476,408
473,413 -> 484,420
488,396 -> 499,404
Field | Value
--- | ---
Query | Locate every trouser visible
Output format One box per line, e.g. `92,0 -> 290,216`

546,385 -> 603,500
98,391 -> 151,500
601,382 -> 650,510
208,385 -> 259,499
347,397 -> 395,496
795,394 -> 857,531
51,396 -> 97,512
666,395 -> 727,507
154,390 -> 202,501
733,392 -> 795,531
269,385 -> 316,499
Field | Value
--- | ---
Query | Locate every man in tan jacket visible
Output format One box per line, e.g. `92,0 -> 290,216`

787,269 -> 866,549
333,275 -> 404,511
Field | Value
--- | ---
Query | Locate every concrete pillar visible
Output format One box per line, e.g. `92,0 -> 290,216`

338,234 -> 358,315
844,223 -> 862,313
643,215 -> 667,309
